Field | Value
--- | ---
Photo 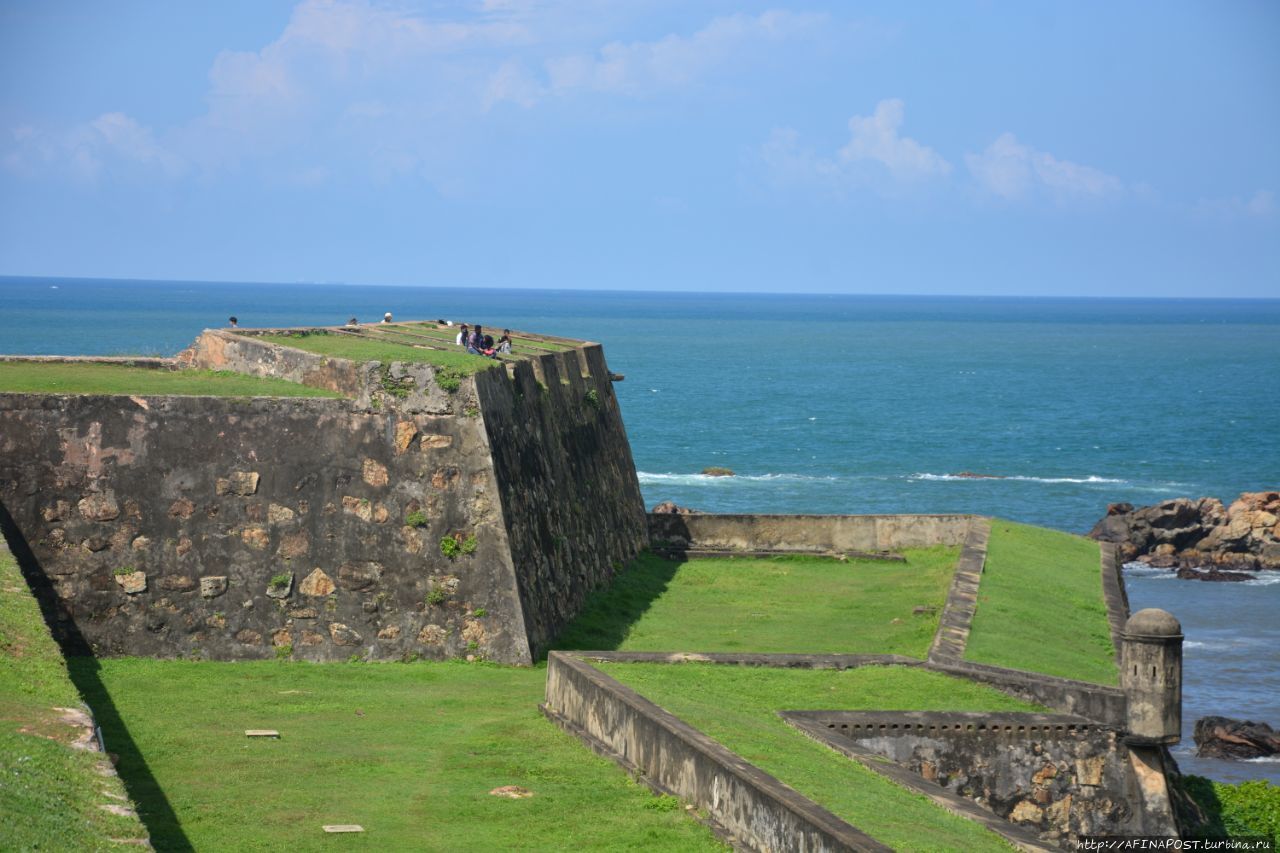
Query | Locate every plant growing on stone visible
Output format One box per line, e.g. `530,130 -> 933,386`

268,573 -> 291,590
379,366 -> 414,399
462,405 -> 480,418
275,644 -> 293,660
405,510 -> 428,528
472,608 -> 487,618
460,534 -> 477,555
440,535 -> 461,559
584,389 -> 600,410
434,367 -> 465,393
114,566 -> 136,576
426,584 -> 446,606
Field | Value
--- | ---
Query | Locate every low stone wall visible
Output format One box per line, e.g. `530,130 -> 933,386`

543,652 -> 890,852
928,660 -> 1127,728
783,710 -> 1161,845
0,393 -> 530,662
648,512 -> 974,554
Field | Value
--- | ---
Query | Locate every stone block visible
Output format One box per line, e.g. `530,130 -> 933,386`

114,571 -> 146,594
78,493 -> 120,522
267,503 -> 295,523
266,573 -> 293,599
1009,800 -> 1043,823
362,458 -> 388,487
418,624 -> 447,645
235,629 -> 263,645
1075,755 -> 1105,786
168,498 -> 195,519
341,496 -> 373,522
394,421 -> 418,454
377,626 -> 401,640
298,569 -> 335,597
337,562 -> 381,591
199,576 -> 227,598
328,623 -> 362,645
420,433 -> 452,450
241,526 -> 270,550
216,471 -> 260,496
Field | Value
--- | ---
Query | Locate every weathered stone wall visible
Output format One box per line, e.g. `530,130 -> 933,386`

543,652 -> 889,851
0,393 -> 531,662
649,511 -> 974,553
475,345 -> 649,658
786,710 -> 1181,844
179,330 -> 468,414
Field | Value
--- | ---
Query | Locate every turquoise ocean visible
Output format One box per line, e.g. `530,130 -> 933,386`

2,276 -> 1278,782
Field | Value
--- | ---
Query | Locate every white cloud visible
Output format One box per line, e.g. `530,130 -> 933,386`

514,10 -> 824,101
838,99 -> 950,180
758,99 -> 950,196
965,132 -> 1122,201
5,113 -> 184,182
1193,189 -> 1275,219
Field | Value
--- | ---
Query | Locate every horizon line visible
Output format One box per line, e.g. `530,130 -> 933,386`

2,273 -> 1277,303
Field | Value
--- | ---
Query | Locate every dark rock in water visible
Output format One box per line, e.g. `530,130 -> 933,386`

1194,716 -> 1280,760
652,501 -> 696,515
700,467 -> 734,477
949,471 -> 1005,479
1174,567 -> 1252,582
1089,491 -> 1280,573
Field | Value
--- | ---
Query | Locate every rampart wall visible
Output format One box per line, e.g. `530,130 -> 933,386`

648,511 -> 973,554
0,333 -> 649,663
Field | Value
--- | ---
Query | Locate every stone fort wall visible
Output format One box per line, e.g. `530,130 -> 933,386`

0,333 -> 648,663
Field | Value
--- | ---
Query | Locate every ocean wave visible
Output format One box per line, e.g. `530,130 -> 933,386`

909,473 -> 1127,485
637,471 -> 839,485
1244,756 -> 1280,764
1245,573 -> 1280,587
1121,562 -> 1177,580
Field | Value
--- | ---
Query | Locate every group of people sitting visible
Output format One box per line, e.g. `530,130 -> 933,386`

456,323 -> 512,357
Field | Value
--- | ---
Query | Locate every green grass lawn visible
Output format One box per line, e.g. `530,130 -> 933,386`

71,658 -> 723,852
0,362 -> 343,398
0,539 -> 149,849
552,548 -> 959,657
601,662 -> 1040,851
256,332 -> 502,375
964,520 -> 1116,685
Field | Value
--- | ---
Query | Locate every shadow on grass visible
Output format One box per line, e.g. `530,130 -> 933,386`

0,501 -> 193,852
545,551 -> 683,658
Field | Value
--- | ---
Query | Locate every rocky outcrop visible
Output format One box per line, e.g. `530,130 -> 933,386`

1194,716 -> 1280,760
1089,492 -> 1280,574
652,501 -> 697,515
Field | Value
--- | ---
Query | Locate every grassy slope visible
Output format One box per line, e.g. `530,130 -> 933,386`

0,541 -> 149,849
257,332 -> 501,375
73,658 -> 723,852
964,520 -> 1116,685
552,548 -> 959,657
602,663 -> 1040,851
0,362 -> 342,398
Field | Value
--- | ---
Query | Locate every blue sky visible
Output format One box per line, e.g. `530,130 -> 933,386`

1,1 -> 1276,296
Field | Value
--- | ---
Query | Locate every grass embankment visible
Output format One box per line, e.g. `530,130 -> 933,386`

965,520 -> 1116,684
601,662 -> 1040,851
0,361 -> 342,398
257,332 -> 502,375
0,539 -> 149,849
72,658 -> 723,852
552,548 -> 959,657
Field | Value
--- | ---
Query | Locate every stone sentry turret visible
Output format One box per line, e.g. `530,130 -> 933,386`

1120,608 -> 1183,744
